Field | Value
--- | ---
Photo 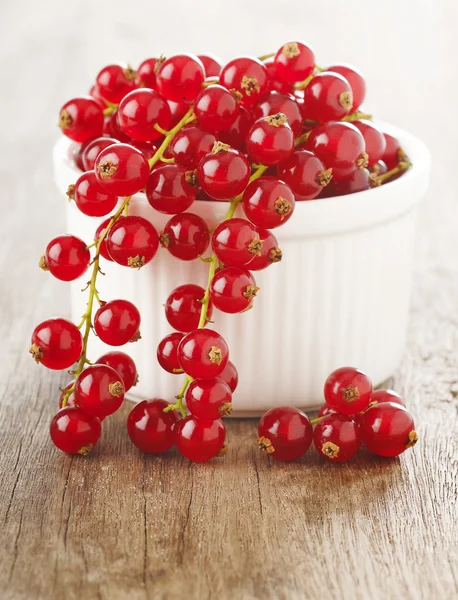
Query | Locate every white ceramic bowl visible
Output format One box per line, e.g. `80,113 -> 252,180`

53,122 -> 430,416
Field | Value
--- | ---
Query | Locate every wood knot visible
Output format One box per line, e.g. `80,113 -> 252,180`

127,255 -> 145,269
212,141 -> 231,154
406,430 -> 418,449
316,168 -> 333,187
97,160 -> 117,179
59,109 -> 72,129
274,196 -> 292,218
269,247 -> 282,263
247,237 -> 263,256
341,385 -> 360,403
322,441 -> 340,459
243,285 -> 260,301
282,42 -> 300,58
109,381 -> 124,397
29,343 -> 43,363
241,75 -> 260,96
258,436 -> 275,454
264,113 -> 289,127
77,444 -> 94,456
208,346 -> 223,365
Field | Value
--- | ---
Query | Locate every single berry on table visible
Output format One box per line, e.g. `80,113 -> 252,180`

127,399 -> 179,453
42,234 -> 90,281
246,113 -> 294,166
277,150 -> 332,200
30,318 -> 83,370
95,143 -> 150,197
106,215 -> 159,268
219,56 -> 269,107
96,351 -> 138,391
212,218 -> 262,267
157,332 -> 184,373
258,406 -> 313,461
96,64 -> 138,104
242,176 -> 295,228
165,284 -> 213,332
197,143 -> 251,200
145,164 -> 197,214
185,378 -> 233,420
175,416 -> 226,462
94,299 -> 141,346
359,402 -> 418,457
248,229 -> 282,271
50,407 -> 101,455
156,53 -> 205,103
58,96 -> 104,143
160,212 -> 210,261
178,328 -> 229,379
324,366 -> 372,415
117,88 -> 172,142
313,414 -> 361,462
70,170 -> 118,217
210,266 -> 259,314
74,364 -> 125,419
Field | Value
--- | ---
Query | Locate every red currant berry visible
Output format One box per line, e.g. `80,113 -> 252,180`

117,89 -> 172,142
106,215 -> 159,268
370,389 -> 406,407
264,59 -> 294,94
130,141 -> 158,162
327,64 -> 366,112
169,126 -> 216,169
59,97 -> 104,143
360,402 -> 418,457
303,72 -> 352,122
371,160 -> 388,176
246,113 -> 294,166
243,176 -> 295,228
106,110 -> 132,143
274,42 -> 315,84
353,121 -> 386,166
218,360 -> 238,392
320,168 -> 370,197
43,234 -> 90,281
96,351 -> 138,391
186,378 -> 232,420
306,122 -> 367,180
382,133 -> 407,170
197,54 -> 223,77
217,106 -> 253,150
175,416 -> 226,462
313,414 -> 361,462
210,267 -> 259,313
156,54 -> 205,103
30,318 -> 83,370
95,143 -> 149,197
165,284 -> 213,332
277,150 -> 331,200
253,91 -> 302,135
248,229 -> 282,271
197,143 -> 250,200
258,406 -> 313,461
160,213 -> 210,261
178,328 -> 229,379
220,57 -> 268,107
317,403 -> 336,418
50,407 -> 101,455
70,170 -> 118,217
212,218 -> 262,267
96,64 -> 138,104
82,137 -> 119,171
157,332 -> 184,374
94,218 -> 115,262
146,164 -> 196,214
59,381 -> 76,409
75,364 -> 125,419
194,85 -> 239,132
94,299 -> 141,346
127,399 -> 179,453
137,57 -> 158,88
89,84 -> 107,106
324,366 -> 372,415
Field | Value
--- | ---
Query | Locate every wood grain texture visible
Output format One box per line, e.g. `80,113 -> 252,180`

0,1 -> 457,598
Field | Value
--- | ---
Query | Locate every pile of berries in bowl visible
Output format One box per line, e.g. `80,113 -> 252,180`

30,41 -> 416,462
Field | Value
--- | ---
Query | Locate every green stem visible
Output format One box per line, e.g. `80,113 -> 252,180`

343,111 -> 372,122
370,161 -> 412,187
148,107 -> 195,170
258,52 -> 274,61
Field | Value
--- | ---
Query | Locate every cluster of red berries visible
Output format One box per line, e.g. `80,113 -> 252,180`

258,366 -> 418,462
30,42 -> 412,461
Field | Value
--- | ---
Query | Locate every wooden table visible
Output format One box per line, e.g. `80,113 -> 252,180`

1,2 -> 457,598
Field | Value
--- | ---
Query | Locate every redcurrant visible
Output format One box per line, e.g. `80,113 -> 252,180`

327,64 -> 366,111
117,88 -> 172,142
353,120 -> 386,166
186,378 -> 232,420
165,284 -> 213,332
96,64 -> 138,104
274,42 -> 315,84
137,57 -> 158,88
96,351 -> 138,391
169,126 -> 216,169
106,215 -> 159,268
197,143 -> 251,200
194,84 -> 239,132
94,299 -> 141,346
95,143 -> 149,197
220,57 -> 269,107
178,328 -> 229,379
243,176 -> 295,228
82,137 -> 119,171
70,170 -> 118,217
217,106 -> 253,151
253,91 -> 302,135
277,150 -> 331,200
317,403 -> 336,418
30,318 -> 83,370
324,366 -> 372,415
59,97 -> 104,143
258,406 -> 313,461
248,229 -> 282,271
320,168 -> 370,197
197,54 -> 222,77
303,72 -> 352,122
175,416 -> 226,462
127,399 -> 179,453
218,360 -> 238,392
313,414 -> 361,462
160,213 -> 210,261
59,381 -> 76,409
370,389 -> 406,407
75,364 -> 125,418
264,58 -> 294,94
156,54 -> 205,103
43,234 -> 90,281
212,218 -> 262,267
210,267 -> 259,313
145,164 -> 196,214
360,402 -> 418,457
94,218 -> 116,262
246,114 -> 294,166
157,332 -> 184,373
50,407 -> 101,455
382,133 -> 407,170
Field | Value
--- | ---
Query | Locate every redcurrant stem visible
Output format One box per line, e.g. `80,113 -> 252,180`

103,105 -> 116,117
148,107 -> 195,170
372,161 -> 412,185
85,240 -> 98,250
258,52 -> 274,61
154,124 -> 169,136
295,131 -> 311,147
343,111 -> 372,122
159,156 -> 175,163
294,72 -> 315,90
310,416 -> 324,425
202,80 -> 219,87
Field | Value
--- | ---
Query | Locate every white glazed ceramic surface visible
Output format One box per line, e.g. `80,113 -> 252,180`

53,123 -> 430,415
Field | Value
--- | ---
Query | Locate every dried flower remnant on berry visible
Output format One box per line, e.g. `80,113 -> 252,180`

127,255 -> 145,269
282,42 -> 300,59
241,75 -> 260,96
185,171 -> 198,186
247,237 -> 263,256
212,141 -> 230,154
274,197 -> 292,218
66,184 -> 75,200
29,343 -> 43,363
97,161 -> 117,179
356,152 -> 369,169
109,381 -> 124,397
39,255 -> 48,271
258,436 -> 275,454
317,168 -> 333,187
230,89 -> 243,103
243,285 -> 260,301
59,109 -> 72,129
159,233 -> 170,248
77,444 -> 94,456
216,443 -> 229,457
342,384 -> 360,403
208,346 -> 223,365
406,430 -> 419,449
129,330 -> 142,342
339,92 -> 352,109
219,402 -> 232,416
322,441 -> 340,459
269,247 -> 282,263
123,65 -> 138,81
264,113 -> 288,127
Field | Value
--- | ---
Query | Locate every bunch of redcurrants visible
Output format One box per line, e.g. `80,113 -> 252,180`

29,41 -> 413,462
